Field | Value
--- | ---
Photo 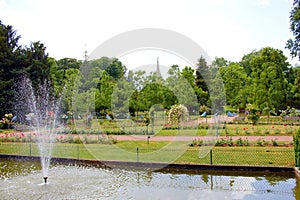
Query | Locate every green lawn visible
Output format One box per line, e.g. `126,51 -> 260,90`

0,142 -> 294,167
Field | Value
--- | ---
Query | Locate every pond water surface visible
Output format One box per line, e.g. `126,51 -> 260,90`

0,158 -> 299,200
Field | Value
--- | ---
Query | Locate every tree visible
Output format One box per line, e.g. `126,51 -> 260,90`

219,63 -> 249,108
212,57 -> 229,68
56,58 -> 81,70
128,70 -> 148,117
195,56 -> 210,106
23,42 -> 52,91
181,66 -> 196,87
239,50 -> 259,76
167,66 -> 198,112
286,0 -> 300,60
0,21 -> 22,117
105,58 -> 127,80
95,70 -> 115,113
250,47 -> 290,112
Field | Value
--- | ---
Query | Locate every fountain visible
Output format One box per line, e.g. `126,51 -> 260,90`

0,157 -> 299,199
14,76 -> 61,184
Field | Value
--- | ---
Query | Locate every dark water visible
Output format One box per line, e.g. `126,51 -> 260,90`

0,158 -> 299,200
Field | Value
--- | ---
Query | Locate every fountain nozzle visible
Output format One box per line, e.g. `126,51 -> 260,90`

43,176 -> 48,184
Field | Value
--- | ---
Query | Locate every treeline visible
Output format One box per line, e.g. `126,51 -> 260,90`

1,20 -> 300,119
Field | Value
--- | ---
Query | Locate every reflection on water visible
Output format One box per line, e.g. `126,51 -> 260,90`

0,158 -> 299,200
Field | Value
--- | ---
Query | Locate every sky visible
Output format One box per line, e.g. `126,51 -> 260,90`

0,0 -> 297,69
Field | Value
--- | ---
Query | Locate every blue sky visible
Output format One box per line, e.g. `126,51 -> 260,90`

0,0 -> 297,69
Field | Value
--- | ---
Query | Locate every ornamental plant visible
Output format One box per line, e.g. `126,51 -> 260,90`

168,104 -> 189,126
0,113 -> 14,129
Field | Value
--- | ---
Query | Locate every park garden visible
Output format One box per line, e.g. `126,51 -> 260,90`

1,16 -> 300,168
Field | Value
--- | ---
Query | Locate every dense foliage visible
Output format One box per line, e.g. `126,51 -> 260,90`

1,19 -> 300,121
287,0 -> 300,60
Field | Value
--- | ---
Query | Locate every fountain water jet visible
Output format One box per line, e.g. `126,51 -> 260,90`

14,76 -> 62,183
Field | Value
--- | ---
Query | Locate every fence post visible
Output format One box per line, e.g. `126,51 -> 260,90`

297,151 -> 300,167
29,143 -> 32,156
293,131 -> 300,167
210,149 -> 213,165
136,147 -> 139,162
77,145 -> 80,160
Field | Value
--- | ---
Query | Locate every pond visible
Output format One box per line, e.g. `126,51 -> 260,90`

0,158 -> 299,200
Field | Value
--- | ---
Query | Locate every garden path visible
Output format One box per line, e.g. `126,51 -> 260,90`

113,135 -> 293,142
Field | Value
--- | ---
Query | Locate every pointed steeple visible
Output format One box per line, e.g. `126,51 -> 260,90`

156,57 -> 161,77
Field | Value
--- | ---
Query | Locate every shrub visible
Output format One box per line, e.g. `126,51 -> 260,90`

67,135 -> 74,143
226,137 -> 233,146
197,139 -> 203,146
236,138 -> 243,146
244,138 -> 250,146
272,139 -> 278,146
256,139 -> 263,146
74,137 -> 83,144
189,139 -> 203,147
190,139 -> 198,147
216,138 -> 226,146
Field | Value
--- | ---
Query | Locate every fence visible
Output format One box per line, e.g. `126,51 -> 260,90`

0,143 -> 295,167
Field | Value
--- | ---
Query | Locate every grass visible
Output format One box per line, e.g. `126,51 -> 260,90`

0,142 -> 295,167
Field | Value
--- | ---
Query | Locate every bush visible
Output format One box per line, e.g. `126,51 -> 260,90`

272,139 -> 278,146
226,137 -> 233,146
74,137 -> 83,144
189,139 -> 203,147
216,138 -> 226,146
236,138 -> 243,146
256,139 -> 263,146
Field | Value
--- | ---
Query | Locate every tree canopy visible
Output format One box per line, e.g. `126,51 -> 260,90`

1,20 -> 300,120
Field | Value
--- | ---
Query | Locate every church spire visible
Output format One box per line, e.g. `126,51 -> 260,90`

156,57 -> 161,77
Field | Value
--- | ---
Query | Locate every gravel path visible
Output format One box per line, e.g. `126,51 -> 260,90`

112,135 -> 293,142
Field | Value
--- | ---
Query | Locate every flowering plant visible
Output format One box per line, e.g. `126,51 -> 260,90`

168,104 -> 189,125
0,113 -> 13,129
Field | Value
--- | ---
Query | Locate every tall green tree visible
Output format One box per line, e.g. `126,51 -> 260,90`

195,56 -> 210,106
105,58 -> 127,80
0,21 -> 23,116
286,0 -> 300,60
23,42 -> 52,91
95,70 -> 115,113
239,50 -> 259,76
219,63 -> 249,108
250,47 -> 290,112
167,66 -> 198,112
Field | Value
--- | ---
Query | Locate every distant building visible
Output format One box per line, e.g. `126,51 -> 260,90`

156,57 -> 162,77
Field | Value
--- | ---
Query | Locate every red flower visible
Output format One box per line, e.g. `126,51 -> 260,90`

284,123 -> 287,126
272,126 -> 274,129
